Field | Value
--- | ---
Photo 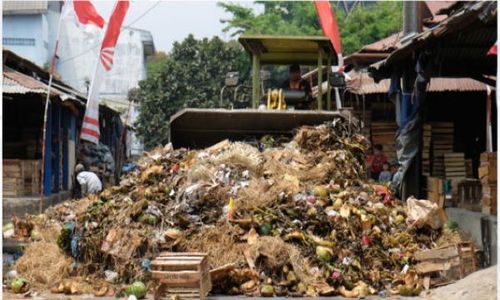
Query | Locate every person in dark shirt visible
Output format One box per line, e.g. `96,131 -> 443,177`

281,64 -> 313,109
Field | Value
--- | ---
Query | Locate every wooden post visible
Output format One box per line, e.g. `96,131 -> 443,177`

317,49 -> 323,110
42,102 -> 52,198
326,55 -> 332,110
252,53 -> 260,109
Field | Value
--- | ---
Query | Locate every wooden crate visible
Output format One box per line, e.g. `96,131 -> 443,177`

427,176 -> 445,208
479,152 -> 496,184
444,153 -> 466,178
152,252 -> 211,300
432,155 -> 445,178
456,179 -> 482,211
3,159 -> 41,197
481,184 -> 497,215
414,242 -> 476,289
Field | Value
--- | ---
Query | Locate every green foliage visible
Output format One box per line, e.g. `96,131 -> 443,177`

146,51 -> 168,77
132,35 -> 250,149
219,1 -> 402,55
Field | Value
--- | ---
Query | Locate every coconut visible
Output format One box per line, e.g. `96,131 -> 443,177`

339,204 -> 351,219
316,246 -> 333,262
30,229 -> 41,241
164,228 -> 182,240
260,285 -> 274,297
125,281 -> 147,299
11,278 -> 30,294
332,198 -> 343,209
313,186 -> 328,198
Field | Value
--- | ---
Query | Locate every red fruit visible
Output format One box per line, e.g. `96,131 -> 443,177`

361,235 -> 371,246
306,195 -> 316,205
170,164 -> 180,173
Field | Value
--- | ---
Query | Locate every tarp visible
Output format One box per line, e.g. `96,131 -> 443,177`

392,52 -> 431,197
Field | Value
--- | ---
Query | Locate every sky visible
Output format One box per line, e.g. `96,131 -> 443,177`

93,1 -> 259,53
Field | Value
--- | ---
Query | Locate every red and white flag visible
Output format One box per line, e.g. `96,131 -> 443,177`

81,1 -> 129,144
62,0 -> 104,32
314,1 -> 343,66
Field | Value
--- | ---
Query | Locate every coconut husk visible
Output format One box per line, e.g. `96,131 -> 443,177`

211,142 -> 263,175
237,176 -> 300,210
27,215 -> 62,243
180,223 -> 246,269
15,242 -> 72,287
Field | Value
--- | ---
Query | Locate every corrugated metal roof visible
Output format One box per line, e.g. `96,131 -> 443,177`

347,71 -> 491,95
359,32 -> 403,53
3,67 -> 60,95
370,1 -> 497,78
3,1 -> 48,15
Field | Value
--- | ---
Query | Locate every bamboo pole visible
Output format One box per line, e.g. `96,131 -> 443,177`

40,5 -> 64,212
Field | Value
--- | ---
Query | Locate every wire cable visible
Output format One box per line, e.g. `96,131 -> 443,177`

58,1 -> 161,65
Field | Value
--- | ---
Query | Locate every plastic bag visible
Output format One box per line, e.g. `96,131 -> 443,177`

406,196 -> 446,229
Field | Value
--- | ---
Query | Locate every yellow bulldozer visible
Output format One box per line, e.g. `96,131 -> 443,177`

170,35 -> 347,148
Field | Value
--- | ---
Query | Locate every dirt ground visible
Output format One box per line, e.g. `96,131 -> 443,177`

420,265 -> 497,300
3,266 -> 497,300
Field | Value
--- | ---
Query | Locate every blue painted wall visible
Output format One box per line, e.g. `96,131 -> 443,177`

3,13 -> 50,67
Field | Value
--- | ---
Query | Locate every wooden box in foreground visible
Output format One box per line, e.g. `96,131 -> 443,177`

414,242 -> 476,289
152,252 -> 211,300
426,176 -> 444,208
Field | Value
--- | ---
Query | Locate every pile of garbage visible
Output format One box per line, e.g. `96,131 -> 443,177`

8,116 -> 455,297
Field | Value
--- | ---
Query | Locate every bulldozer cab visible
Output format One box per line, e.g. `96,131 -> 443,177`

238,35 -> 337,110
170,35 -> 342,149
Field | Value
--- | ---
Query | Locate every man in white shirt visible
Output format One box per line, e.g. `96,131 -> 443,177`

75,164 -> 102,196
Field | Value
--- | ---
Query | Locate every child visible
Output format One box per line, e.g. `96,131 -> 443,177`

378,162 -> 392,183
367,144 -> 388,180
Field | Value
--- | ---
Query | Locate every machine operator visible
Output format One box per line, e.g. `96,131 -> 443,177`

281,64 -> 313,109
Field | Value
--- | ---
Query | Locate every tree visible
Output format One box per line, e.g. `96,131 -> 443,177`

132,35 -> 250,149
146,51 -> 168,77
219,1 -> 402,55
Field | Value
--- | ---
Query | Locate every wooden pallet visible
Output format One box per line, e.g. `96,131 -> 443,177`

152,252 -> 211,300
414,242 -> 476,289
457,179 -> 482,211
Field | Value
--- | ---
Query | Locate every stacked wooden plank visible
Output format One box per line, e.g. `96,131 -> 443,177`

422,124 -> 432,176
444,153 -> 466,179
414,242 -> 476,289
427,176 -> 445,208
444,153 -> 466,201
371,122 -> 397,162
3,159 -> 40,197
431,122 -> 454,155
152,252 -> 211,300
478,152 -> 497,215
430,122 -> 454,177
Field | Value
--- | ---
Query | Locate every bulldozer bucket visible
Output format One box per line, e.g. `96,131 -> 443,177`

169,108 -> 345,149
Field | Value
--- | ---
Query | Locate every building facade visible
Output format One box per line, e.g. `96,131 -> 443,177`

2,1 -> 155,156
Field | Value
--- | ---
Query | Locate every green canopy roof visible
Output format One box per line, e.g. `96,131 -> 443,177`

239,35 -> 337,65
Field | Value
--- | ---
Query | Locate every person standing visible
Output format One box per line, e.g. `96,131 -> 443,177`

367,144 -> 388,181
378,162 -> 393,183
74,164 -> 102,196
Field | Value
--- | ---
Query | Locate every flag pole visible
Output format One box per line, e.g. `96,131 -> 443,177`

40,2 -> 65,213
